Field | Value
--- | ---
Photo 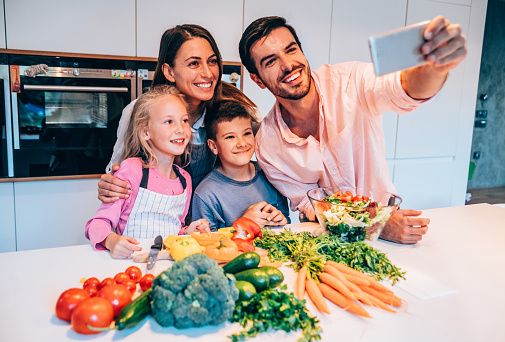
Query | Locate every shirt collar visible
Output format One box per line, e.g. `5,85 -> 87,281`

191,108 -> 206,132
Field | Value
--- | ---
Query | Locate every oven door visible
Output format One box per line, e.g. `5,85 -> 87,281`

11,66 -> 135,177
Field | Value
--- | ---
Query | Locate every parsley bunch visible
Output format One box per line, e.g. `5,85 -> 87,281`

229,285 -> 321,342
255,228 -> 405,284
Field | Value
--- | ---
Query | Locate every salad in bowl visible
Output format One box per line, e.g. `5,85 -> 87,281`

307,187 -> 402,243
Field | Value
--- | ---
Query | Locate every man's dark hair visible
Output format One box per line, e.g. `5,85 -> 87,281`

239,16 -> 302,75
205,101 -> 257,141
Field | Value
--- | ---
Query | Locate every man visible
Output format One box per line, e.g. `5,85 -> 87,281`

239,16 -> 467,244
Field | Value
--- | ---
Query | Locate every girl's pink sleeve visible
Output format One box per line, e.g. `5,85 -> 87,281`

85,159 -> 140,250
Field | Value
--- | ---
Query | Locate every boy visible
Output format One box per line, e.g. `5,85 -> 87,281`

192,100 -> 290,231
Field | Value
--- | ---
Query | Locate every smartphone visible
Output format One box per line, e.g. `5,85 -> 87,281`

369,20 -> 430,76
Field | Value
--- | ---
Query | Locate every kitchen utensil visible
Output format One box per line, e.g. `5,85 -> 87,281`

146,235 -> 163,270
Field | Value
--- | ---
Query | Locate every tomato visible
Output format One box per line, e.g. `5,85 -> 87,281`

113,272 -> 130,285
85,286 -> 99,298
99,277 -> 115,289
122,279 -> 137,295
71,297 -> 114,334
82,277 -> 100,290
125,266 -> 142,283
139,274 -> 155,292
97,284 -> 132,318
55,288 -> 90,322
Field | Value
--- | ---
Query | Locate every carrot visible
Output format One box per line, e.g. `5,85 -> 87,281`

305,278 -> 330,314
295,267 -> 307,300
326,260 -> 393,295
352,291 -> 374,306
323,264 -> 348,283
342,273 -> 371,287
362,292 -> 396,313
319,283 -> 371,318
319,272 -> 356,300
359,286 -> 402,307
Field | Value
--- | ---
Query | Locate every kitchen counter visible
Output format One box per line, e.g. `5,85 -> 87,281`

1,203 -> 504,342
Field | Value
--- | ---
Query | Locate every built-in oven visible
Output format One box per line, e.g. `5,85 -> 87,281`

136,61 -> 243,97
7,54 -> 137,177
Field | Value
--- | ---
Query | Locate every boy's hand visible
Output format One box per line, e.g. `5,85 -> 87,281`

103,233 -> 142,259
98,163 -> 131,203
186,219 -> 211,234
243,201 -> 287,228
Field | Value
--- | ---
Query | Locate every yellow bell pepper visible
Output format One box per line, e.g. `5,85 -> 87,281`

170,237 -> 202,261
163,235 -> 179,249
217,227 -> 237,238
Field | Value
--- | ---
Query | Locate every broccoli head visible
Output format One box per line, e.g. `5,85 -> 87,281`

151,253 -> 239,329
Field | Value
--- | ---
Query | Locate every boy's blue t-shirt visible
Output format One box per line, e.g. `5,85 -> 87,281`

192,162 -> 291,231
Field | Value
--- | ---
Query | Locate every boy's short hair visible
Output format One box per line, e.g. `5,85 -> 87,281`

205,100 -> 257,141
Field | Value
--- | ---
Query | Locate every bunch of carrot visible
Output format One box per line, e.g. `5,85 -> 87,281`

295,260 -> 404,318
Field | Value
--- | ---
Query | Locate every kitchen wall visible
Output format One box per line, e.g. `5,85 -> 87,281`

468,0 -> 505,189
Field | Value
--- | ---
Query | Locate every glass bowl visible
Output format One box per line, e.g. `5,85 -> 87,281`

307,186 -> 402,244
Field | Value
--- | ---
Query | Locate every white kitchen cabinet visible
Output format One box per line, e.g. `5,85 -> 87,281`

0,183 -> 16,253
14,179 -> 101,251
396,1 -> 471,159
393,158 -> 455,210
136,0 -> 243,62
4,0 -> 135,56
242,0 -> 333,118
0,1 -> 6,49
329,0 -> 407,159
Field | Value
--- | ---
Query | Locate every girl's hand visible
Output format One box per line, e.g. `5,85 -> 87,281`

98,163 -> 131,203
186,219 -> 211,234
103,233 -> 142,259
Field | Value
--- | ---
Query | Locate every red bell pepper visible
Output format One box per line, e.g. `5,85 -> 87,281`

232,238 -> 256,252
232,217 -> 262,241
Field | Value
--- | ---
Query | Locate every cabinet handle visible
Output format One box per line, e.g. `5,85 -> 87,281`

11,92 -> 20,150
23,85 -> 129,92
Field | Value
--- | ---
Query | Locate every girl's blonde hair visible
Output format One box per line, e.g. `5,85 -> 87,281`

121,84 -> 190,167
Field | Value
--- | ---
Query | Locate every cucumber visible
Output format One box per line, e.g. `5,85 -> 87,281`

234,268 -> 270,292
235,280 -> 257,301
115,288 -> 152,330
222,251 -> 260,274
260,266 -> 284,288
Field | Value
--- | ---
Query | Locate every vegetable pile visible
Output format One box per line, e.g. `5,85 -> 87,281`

316,190 -> 392,242
255,228 -> 405,284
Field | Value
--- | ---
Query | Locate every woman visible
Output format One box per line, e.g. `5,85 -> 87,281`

98,24 -> 257,203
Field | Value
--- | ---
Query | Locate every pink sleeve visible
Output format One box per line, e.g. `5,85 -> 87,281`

85,159 -> 141,250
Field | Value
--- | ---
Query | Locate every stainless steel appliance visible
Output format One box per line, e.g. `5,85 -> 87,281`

0,56 -> 13,177
6,54 -> 137,177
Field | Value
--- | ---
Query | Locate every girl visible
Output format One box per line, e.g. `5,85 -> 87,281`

98,24 -> 259,202
85,85 -> 210,259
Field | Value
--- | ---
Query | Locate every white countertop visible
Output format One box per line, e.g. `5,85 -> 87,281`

1,203 -> 504,342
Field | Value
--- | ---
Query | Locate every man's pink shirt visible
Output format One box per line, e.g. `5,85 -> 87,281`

255,62 -> 429,220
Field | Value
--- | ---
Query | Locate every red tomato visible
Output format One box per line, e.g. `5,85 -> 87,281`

97,284 -> 132,318
71,297 -> 114,334
85,286 -> 99,298
139,274 -> 155,292
55,288 -> 90,322
113,272 -> 130,285
122,279 -> 137,295
82,277 -> 100,290
99,277 -> 115,289
125,266 -> 142,283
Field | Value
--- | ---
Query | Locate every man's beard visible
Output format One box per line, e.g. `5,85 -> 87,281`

261,64 -> 312,100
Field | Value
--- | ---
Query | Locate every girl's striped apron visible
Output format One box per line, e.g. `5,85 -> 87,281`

123,166 -> 187,239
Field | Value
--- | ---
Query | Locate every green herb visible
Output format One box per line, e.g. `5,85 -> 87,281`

229,285 -> 321,342
255,228 -> 406,284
